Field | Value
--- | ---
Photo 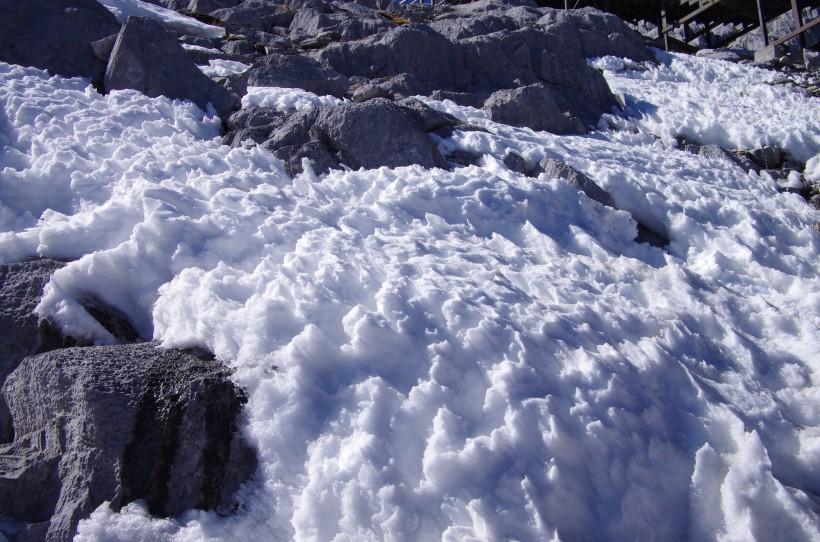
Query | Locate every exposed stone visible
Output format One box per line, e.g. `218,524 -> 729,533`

187,0 -> 241,15
0,343 -> 257,542
104,16 -> 234,116
750,145 -> 784,169
211,1 -> 295,33
351,83 -> 393,102
805,49 -> 820,72
483,84 -> 587,134
90,34 -> 118,63
0,260 -> 67,444
534,158 -> 614,208
0,0 -> 119,88
503,151 -> 529,175
247,54 -> 349,98
754,44 -> 787,65
262,98 -> 449,174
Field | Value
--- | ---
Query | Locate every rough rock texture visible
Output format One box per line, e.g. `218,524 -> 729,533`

247,98 -> 458,175
104,16 -> 234,115
0,343 -> 256,542
247,53 -> 350,97
534,157 -> 615,207
0,0 -> 119,88
0,260 -> 67,444
484,84 -> 586,134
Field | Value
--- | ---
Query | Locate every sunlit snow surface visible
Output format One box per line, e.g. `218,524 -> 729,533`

1,51 -> 819,541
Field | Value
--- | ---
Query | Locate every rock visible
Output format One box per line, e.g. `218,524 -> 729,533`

0,0 -> 119,88
187,0 -> 241,15
317,19 -> 623,129
483,84 -> 586,134
221,39 -> 261,56
247,54 -> 350,98
299,31 -> 342,50
503,151 -> 529,175
750,145 -> 783,169
695,49 -> 747,62
395,98 -> 461,134
430,89 -> 488,109
810,194 -> 820,210
104,16 -> 234,116
0,343 -> 257,542
805,49 -> 820,72
547,8 -> 653,62
261,98 -> 448,174
0,259 -> 67,444
754,44 -> 787,65
211,1 -> 294,33
226,106 -> 284,131
534,158 -> 614,208
90,34 -> 118,63
351,83 -> 393,102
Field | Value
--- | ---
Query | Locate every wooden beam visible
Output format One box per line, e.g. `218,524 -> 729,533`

791,0 -> 805,47
771,14 -> 820,47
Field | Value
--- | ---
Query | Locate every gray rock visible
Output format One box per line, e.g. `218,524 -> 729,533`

226,106 -> 285,131
104,16 -> 234,116
395,97 -> 461,133
0,343 -> 256,542
187,0 -> 240,15
534,158 -> 614,208
430,89 -> 488,109
536,8 -> 653,63
483,84 -> 586,135
261,98 -> 447,174
810,194 -> 820,210
0,0 -> 119,87
90,34 -> 118,63
317,19 -> 623,129
211,1 -> 295,33
0,260 -> 67,444
351,83 -> 393,102
221,39 -> 261,56
247,54 -> 350,98
503,151 -> 529,175
751,145 -> 783,169
805,49 -> 820,72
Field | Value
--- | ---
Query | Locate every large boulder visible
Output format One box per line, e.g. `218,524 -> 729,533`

104,16 -> 234,115
483,84 -> 587,134
0,343 -> 257,542
210,0 -> 296,33
0,0 -> 119,87
256,98 -> 458,175
0,260 -> 67,444
247,54 -> 350,98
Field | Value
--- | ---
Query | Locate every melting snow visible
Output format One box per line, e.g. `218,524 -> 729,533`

1,49 -> 819,541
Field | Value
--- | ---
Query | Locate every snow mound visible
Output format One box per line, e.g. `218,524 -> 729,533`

1,52 -> 819,541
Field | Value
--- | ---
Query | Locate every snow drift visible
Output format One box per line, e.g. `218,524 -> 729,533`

0,46 -> 819,541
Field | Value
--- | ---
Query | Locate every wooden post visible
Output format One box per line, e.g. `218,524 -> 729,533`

791,0 -> 806,48
756,0 -> 770,46
659,0 -> 670,51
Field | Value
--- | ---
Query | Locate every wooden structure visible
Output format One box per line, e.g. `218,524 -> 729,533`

538,0 -> 820,51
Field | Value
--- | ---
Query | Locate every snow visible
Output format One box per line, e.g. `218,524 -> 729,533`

242,86 -> 344,112
198,59 -> 252,78
1,48 -> 819,541
96,0 -> 226,39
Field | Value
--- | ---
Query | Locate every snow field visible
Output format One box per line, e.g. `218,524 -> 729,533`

1,50 -> 819,541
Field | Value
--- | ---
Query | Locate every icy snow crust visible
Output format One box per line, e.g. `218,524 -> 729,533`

1,51 -> 819,541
